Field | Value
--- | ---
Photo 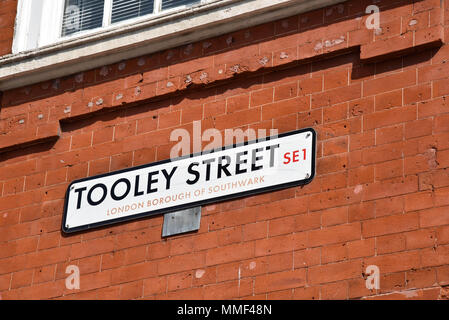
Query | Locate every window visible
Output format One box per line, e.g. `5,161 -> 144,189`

13,0 -> 201,53
61,0 -> 200,37
62,0 -> 105,37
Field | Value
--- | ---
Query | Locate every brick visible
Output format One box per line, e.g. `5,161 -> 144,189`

273,113 -> 297,133
293,286 -> 320,300
347,238 -> 375,259
375,196 -> 404,217
143,277 -> 167,297
3,177 -> 25,195
312,84 -> 361,109
419,206 -> 449,228
294,248 -> 321,269
321,281 -> 349,300
364,105 -> 416,130
419,62 -> 449,83
308,223 -> 361,247
376,124 -> 403,145
111,262 -> 157,284
38,232 -> 60,250
202,281 -> 240,300
119,280 -> 143,299
214,108 -> 261,130
379,272 -> 406,293
421,246 -> 449,268
375,90 -> 402,111
347,166 -> 373,187
191,232 -> 218,252
316,154 -> 348,174
364,251 -> 421,273
324,69 -> 348,90
136,116 -> 158,134
267,252 -> 294,273
192,267 -> 216,287
406,268 -> 436,289
404,119 -> 433,139
323,102 -> 348,123
33,265 -> 55,285
92,127 -> 114,145
268,216 -> 295,237
364,69 -> 416,97
348,202 -> 375,222
320,172 -> 347,192
348,278 -> 376,299
114,227 -> 160,251
11,269 -> 34,289
375,159 -> 403,181
254,269 -> 306,294
321,243 -> 347,264
71,237 -> 115,260
262,96 -> 309,120
418,97 -> 449,118
321,206 -> 348,227
435,114 -> 449,133
362,212 -> 419,238
322,136 -> 348,156
349,97 -> 374,117
414,25 -> 443,47
157,252 -> 206,274
361,33 -> 414,63
432,78 -> 449,97
298,76 -> 322,95
255,196 -> 309,221
255,233 -> 306,257
404,84 -> 431,104
167,271 -> 193,292
227,94 -> 250,113
434,187 -> 449,207
436,265 -> 449,285
0,273 -> 11,291
216,262 -> 239,282
209,207 -> 257,231
363,176 -> 418,201
274,82 -> 298,101
308,260 -> 362,285
404,192 -> 434,212
377,234 -> 406,254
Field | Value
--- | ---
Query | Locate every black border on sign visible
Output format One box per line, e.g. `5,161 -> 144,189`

61,127 -> 317,234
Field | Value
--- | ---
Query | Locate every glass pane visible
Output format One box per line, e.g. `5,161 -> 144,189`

161,0 -> 200,11
62,0 -> 105,37
111,0 -> 155,24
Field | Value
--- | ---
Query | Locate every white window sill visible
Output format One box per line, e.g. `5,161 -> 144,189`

0,0 -> 345,91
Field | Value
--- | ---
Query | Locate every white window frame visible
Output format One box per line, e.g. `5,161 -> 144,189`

13,0 -> 205,53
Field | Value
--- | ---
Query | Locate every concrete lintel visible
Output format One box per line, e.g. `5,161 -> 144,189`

0,0 -> 346,91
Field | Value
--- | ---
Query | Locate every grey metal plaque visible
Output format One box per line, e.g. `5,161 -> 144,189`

162,207 -> 201,237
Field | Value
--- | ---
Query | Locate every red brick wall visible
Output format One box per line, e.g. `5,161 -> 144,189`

0,0 -> 16,56
1,0 -> 449,300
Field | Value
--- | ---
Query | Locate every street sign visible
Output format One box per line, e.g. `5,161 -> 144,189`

62,128 -> 316,233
